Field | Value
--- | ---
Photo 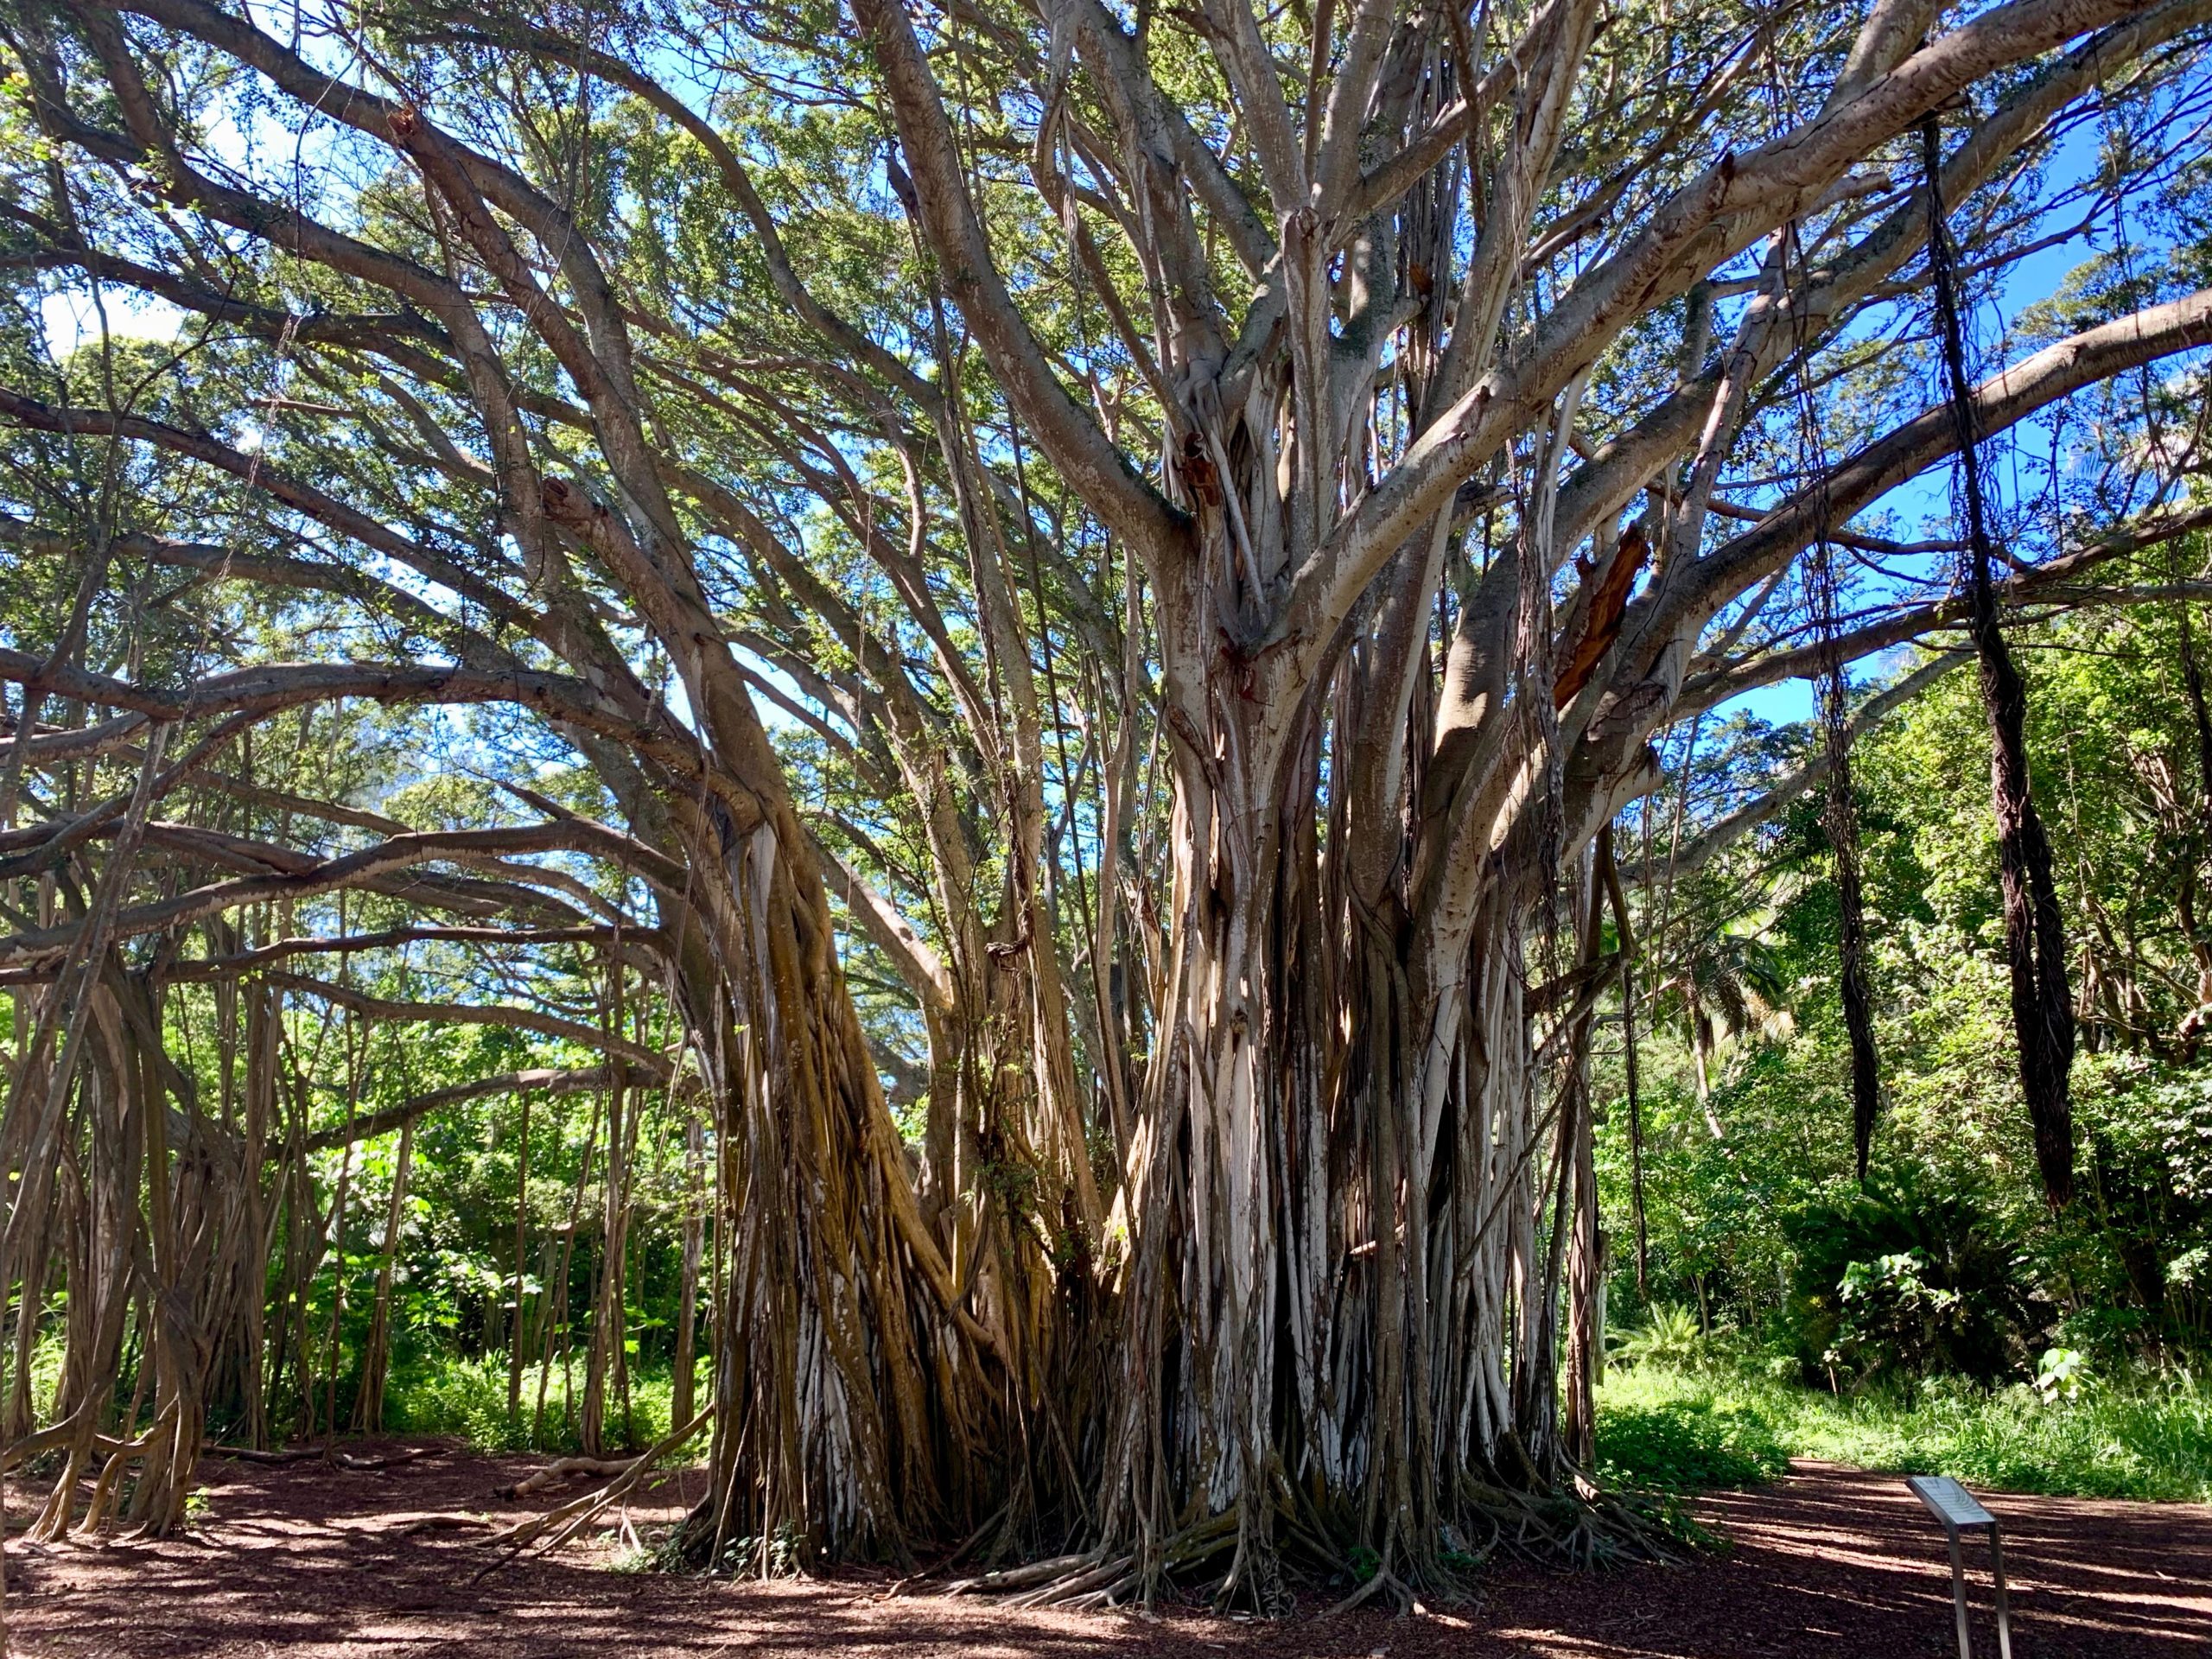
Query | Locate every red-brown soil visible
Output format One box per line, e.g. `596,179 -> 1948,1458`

3,1446 -> 2204,1656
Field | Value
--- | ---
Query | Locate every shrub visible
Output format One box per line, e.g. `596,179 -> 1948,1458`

383,1351 -> 696,1454
1595,1384 -> 1790,1492
1784,1167 -> 2048,1383
1611,1304 -> 1709,1371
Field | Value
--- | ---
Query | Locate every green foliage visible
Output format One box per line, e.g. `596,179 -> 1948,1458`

1600,1366 -> 2212,1503
380,1351 -> 707,1456
1610,1304 -> 1711,1372
2035,1347 -> 2088,1404
1595,1389 -> 1791,1494
1786,1171 -> 2046,1384
1602,583 -> 2212,1387
381,1353 -> 542,1453
1586,578 -> 2212,1524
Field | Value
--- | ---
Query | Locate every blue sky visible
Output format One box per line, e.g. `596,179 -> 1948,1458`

1713,118 -> 2120,734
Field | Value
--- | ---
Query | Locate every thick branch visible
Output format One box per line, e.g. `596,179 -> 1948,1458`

850,0 -> 1189,565
0,824 -> 660,969
1681,501 -> 2212,712
264,972 -> 670,1072
1667,288 -> 2212,642
1297,0 -> 2152,649
296,1066 -> 623,1156
1628,653 -> 1967,880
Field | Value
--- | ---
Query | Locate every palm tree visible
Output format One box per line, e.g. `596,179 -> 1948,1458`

1649,912 -> 1791,1126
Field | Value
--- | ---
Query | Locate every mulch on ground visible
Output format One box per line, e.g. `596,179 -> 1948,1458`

3,1446 -> 2204,1656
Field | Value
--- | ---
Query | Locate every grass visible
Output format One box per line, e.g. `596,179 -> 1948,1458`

1597,1363 -> 2212,1502
1594,1380 -> 1793,1492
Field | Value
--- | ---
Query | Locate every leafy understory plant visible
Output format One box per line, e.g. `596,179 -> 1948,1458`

2035,1348 -> 2088,1405
1612,1306 -> 1712,1373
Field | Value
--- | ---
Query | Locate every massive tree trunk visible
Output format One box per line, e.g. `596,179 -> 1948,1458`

854,0 -> 2183,1595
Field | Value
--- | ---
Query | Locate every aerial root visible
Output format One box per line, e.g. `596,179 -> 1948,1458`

1324,1562 -> 1414,1618
940,1471 -> 1682,1615
944,1548 -> 1140,1609
470,1404 -> 713,1580
946,1509 -> 1242,1610
1451,1473 -> 1686,1568
944,1549 -> 1109,1596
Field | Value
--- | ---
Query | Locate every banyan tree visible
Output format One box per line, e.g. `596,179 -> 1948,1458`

2,0 -> 2209,1611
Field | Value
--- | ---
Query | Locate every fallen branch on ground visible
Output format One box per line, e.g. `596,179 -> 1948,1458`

473,1406 -> 712,1578
209,1443 -> 445,1471
334,1446 -> 446,1472
394,1512 -> 495,1535
493,1453 -> 649,1500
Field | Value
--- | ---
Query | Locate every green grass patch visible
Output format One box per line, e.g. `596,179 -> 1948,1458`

1597,1363 -> 2212,1502
1595,1389 -> 1792,1492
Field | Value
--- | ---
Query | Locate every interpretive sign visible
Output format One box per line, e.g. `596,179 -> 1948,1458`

1906,1475 -> 2013,1659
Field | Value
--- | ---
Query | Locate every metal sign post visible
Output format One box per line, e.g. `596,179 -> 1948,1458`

1907,1475 -> 2014,1659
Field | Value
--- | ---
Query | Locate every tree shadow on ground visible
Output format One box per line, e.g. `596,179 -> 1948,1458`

4,1448 -> 2205,1657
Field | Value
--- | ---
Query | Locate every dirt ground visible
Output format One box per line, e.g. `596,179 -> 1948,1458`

3,1445 -> 2205,1656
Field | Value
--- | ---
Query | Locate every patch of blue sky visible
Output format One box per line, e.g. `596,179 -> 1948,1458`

1700,115 -> 2165,739
37,285 -> 187,359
